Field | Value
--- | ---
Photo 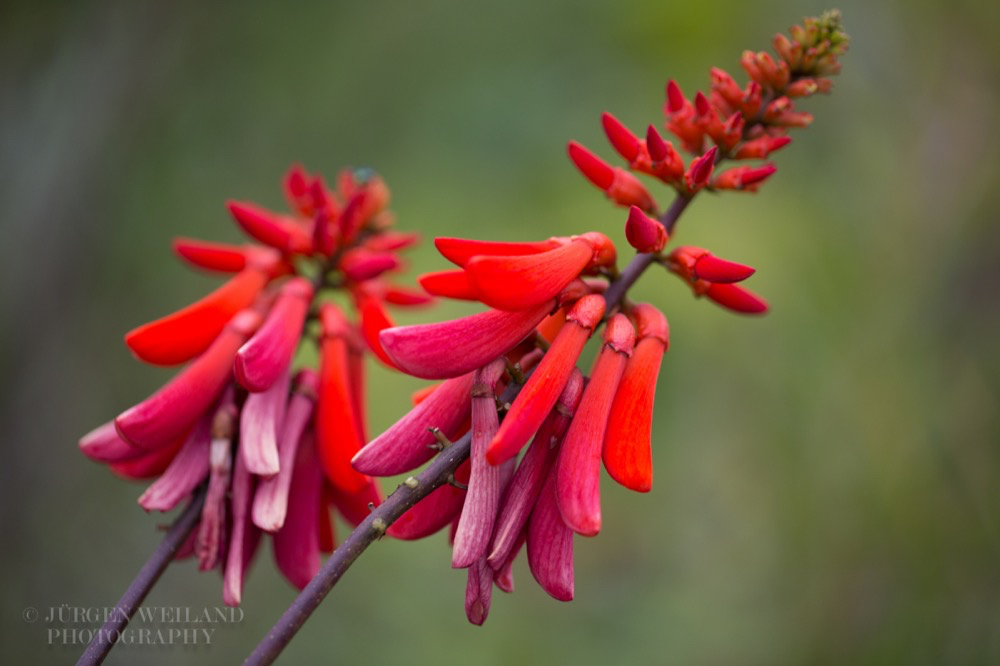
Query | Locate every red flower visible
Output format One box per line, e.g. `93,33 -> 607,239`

556,314 -> 635,536
603,304 -> 669,492
81,165 -> 434,602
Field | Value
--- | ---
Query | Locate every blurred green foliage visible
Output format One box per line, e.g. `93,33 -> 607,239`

2,0 -> 998,664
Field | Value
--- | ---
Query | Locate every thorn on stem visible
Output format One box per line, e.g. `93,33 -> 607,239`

447,474 -> 468,491
427,427 -> 452,450
372,518 -> 388,537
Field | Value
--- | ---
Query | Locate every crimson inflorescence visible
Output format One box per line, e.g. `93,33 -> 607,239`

362,11 -> 848,624
80,165 -> 433,605
80,11 -> 848,627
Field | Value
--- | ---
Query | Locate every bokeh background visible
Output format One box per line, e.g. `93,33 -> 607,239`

2,0 -> 998,664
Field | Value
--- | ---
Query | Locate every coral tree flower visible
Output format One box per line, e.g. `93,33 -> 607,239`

80,164 -> 435,602
602,305 -> 669,492
556,314 -> 635,536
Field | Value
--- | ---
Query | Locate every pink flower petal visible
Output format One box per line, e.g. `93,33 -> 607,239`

272,431 -> 323,590
487,369 -> 583,569
528,472 -> 574,601
465,558 -> 494,626
352,372 -> 474,475
223,448 -> 262,607
240,368 -> 291,476
379,301 -> 553,379
235,277 -> 312,392
251,370 -> 318,531
138,411 -> 212,511
79,421 -> 145,463
452,359 -> 507,568
116,310 -> 261,448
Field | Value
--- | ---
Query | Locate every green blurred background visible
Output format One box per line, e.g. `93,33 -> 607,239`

2,0 -> 998,663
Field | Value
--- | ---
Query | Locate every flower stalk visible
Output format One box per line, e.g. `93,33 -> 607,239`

76,486 -> 207,666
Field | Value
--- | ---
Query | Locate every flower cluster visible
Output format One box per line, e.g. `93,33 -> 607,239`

570,9 -> 849,314
353,12 -> 848,624
79,165 -> 431,605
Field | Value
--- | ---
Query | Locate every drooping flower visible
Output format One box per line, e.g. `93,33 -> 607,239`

487,295 -> 605,465
556,313 -> 635,536
352,10 -> 847,627
81,165 -> 430,602
602,304 -> 669,492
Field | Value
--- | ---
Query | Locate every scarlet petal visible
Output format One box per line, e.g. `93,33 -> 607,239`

341,249 -> 402,283
601,112 -> 641,162
685,146 -> 719,190
172,238 -> 250,273
434,237 -> 559,268
379,301 -> 553,380
603,306 -> 667,493
317,487 -> 336,554
283,163 -> 313,215
125,267 -> 269,366
117,311 -> 261,448
466,240 -> 592,311
227,200 -> 311,254
418,270 -> 480,301
527,473 -> 574,601
536,308 -> 567,344
317,306 -> 370,493
705,283 -> 769,314
272,431 -> 323,590
348,340 -> 368,444
358,293 -> 398,368
608,168 -> 657,212
364,230 -> 420,253
353,373 -> 474,475
666,79 -> 687,114
235,277 -> 312,392
556,314 -> 635,536
694,254 -> 755,283
387,460 -> 470,540
568,141 -> 615,191
487,294 -> 604,465
624,205 -> 668,254
381,285 -> 434,306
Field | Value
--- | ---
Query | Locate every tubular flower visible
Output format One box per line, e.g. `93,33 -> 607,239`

487,295 -> 605,465
362,13 -> 846,620
81,11 -> 848,633
603,305 -> 669,492
556,314 -> 636,536
665,246 -> 768,315
80,165 -> 439,602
